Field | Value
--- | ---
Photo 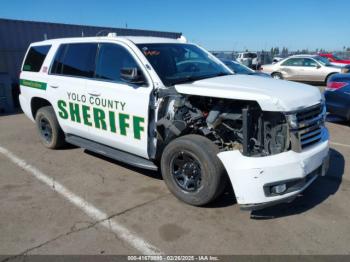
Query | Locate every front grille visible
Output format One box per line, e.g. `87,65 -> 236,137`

289,103 -> 325,152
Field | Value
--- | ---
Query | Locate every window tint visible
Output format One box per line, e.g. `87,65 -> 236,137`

95,44 -> 139,82
51,43 -> 97,78
50,45 -> 66,75
303,58 -> 318,67
23,45 -> 51,72
281,58 -> 304,66
137,43 -> 231,86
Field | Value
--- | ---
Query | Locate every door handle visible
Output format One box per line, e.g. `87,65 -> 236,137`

50,85 -> 59,89
88,92 -> 101,97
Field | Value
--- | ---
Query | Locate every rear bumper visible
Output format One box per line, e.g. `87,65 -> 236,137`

217,127 -> 329,209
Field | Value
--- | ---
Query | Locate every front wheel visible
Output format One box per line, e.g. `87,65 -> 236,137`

272,72 -> 283,80
161,135 -> 227,206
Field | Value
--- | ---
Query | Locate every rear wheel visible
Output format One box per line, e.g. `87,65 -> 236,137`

35,106 -> 66,149
272,72 -> 283,80
161,135 -> 227,206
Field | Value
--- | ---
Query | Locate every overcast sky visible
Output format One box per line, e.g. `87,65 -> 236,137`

1,0 -> 349,51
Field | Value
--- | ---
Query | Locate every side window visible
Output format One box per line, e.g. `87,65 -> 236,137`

303,58 -> 318,67
50,44 -> 67,75
95,44 -> 140,82
281,58 -> 303,67
51,43 -> 97,78
23,45 -> 51,72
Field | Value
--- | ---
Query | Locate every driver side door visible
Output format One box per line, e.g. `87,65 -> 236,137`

85,43 -> 153,159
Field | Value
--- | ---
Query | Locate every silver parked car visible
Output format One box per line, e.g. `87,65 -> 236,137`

261,55 -> 342,83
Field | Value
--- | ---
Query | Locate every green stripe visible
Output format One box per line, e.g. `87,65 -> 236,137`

20,79 -> 47,90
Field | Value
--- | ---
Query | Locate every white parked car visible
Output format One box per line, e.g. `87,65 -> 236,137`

236,52 -> 258,68
272,56 -> 284,63
19,35 -> 329,210
261,55 -> 342,83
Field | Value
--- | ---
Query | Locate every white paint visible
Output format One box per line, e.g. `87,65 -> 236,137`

175,74 -> 322,112
217,128 -> 329,205
0,145 -> 162,255
330,141 -> 350,148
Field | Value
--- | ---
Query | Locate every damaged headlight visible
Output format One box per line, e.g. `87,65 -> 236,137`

286,114 -> 298,129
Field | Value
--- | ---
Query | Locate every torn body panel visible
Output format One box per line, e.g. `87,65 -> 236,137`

218,127 -> 329,207
154,90 -> 329,209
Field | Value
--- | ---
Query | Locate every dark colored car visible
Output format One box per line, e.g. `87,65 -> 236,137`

325,73 -> 350,121
220,58 -> 270,77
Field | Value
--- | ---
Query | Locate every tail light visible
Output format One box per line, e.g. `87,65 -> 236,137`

326,81 -> 348,91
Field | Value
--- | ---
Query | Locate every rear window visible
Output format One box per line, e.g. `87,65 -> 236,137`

23,45 -> 51,72
50,43 -> 98,78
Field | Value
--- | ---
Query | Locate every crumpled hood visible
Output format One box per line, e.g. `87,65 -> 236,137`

174,75 -> 322,112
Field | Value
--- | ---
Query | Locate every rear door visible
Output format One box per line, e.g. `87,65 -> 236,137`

85,42 -> 153,158
47,42 -> 98,139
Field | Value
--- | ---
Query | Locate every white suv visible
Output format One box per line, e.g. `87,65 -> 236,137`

19,35 -> 329,210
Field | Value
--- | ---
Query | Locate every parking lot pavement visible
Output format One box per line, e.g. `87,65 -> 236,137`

0,113 -> 350,256
0,150 -> 134,255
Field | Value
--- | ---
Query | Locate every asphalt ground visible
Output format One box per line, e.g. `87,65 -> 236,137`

0,91 -> 349,257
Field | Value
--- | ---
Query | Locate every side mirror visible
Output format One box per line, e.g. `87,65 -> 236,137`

316,64 -> 321,69
120,68 -> 146,85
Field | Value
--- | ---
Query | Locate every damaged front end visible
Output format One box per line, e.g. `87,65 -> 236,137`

155,92 -> 290,158
155,91 -> 329,209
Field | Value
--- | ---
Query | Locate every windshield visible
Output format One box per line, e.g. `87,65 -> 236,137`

224,60 -> 254,74
314,56 -> 331,66
137,43 -> 232,86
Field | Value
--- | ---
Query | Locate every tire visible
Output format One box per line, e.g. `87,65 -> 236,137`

35,106 -> 66,149
272,72 -> 283,80
161,134 -> 227,206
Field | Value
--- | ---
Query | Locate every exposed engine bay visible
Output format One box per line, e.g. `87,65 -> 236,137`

156,92 -> 290,157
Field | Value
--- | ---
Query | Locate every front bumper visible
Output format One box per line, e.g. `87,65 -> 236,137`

217,127 -> 329,210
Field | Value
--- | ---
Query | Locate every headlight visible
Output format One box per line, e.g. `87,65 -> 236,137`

286,114 -> 298,129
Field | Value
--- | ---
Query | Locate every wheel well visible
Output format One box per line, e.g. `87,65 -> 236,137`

325,73 -> 336,84
31,97 -> 52,119
271,71 -> 281,76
